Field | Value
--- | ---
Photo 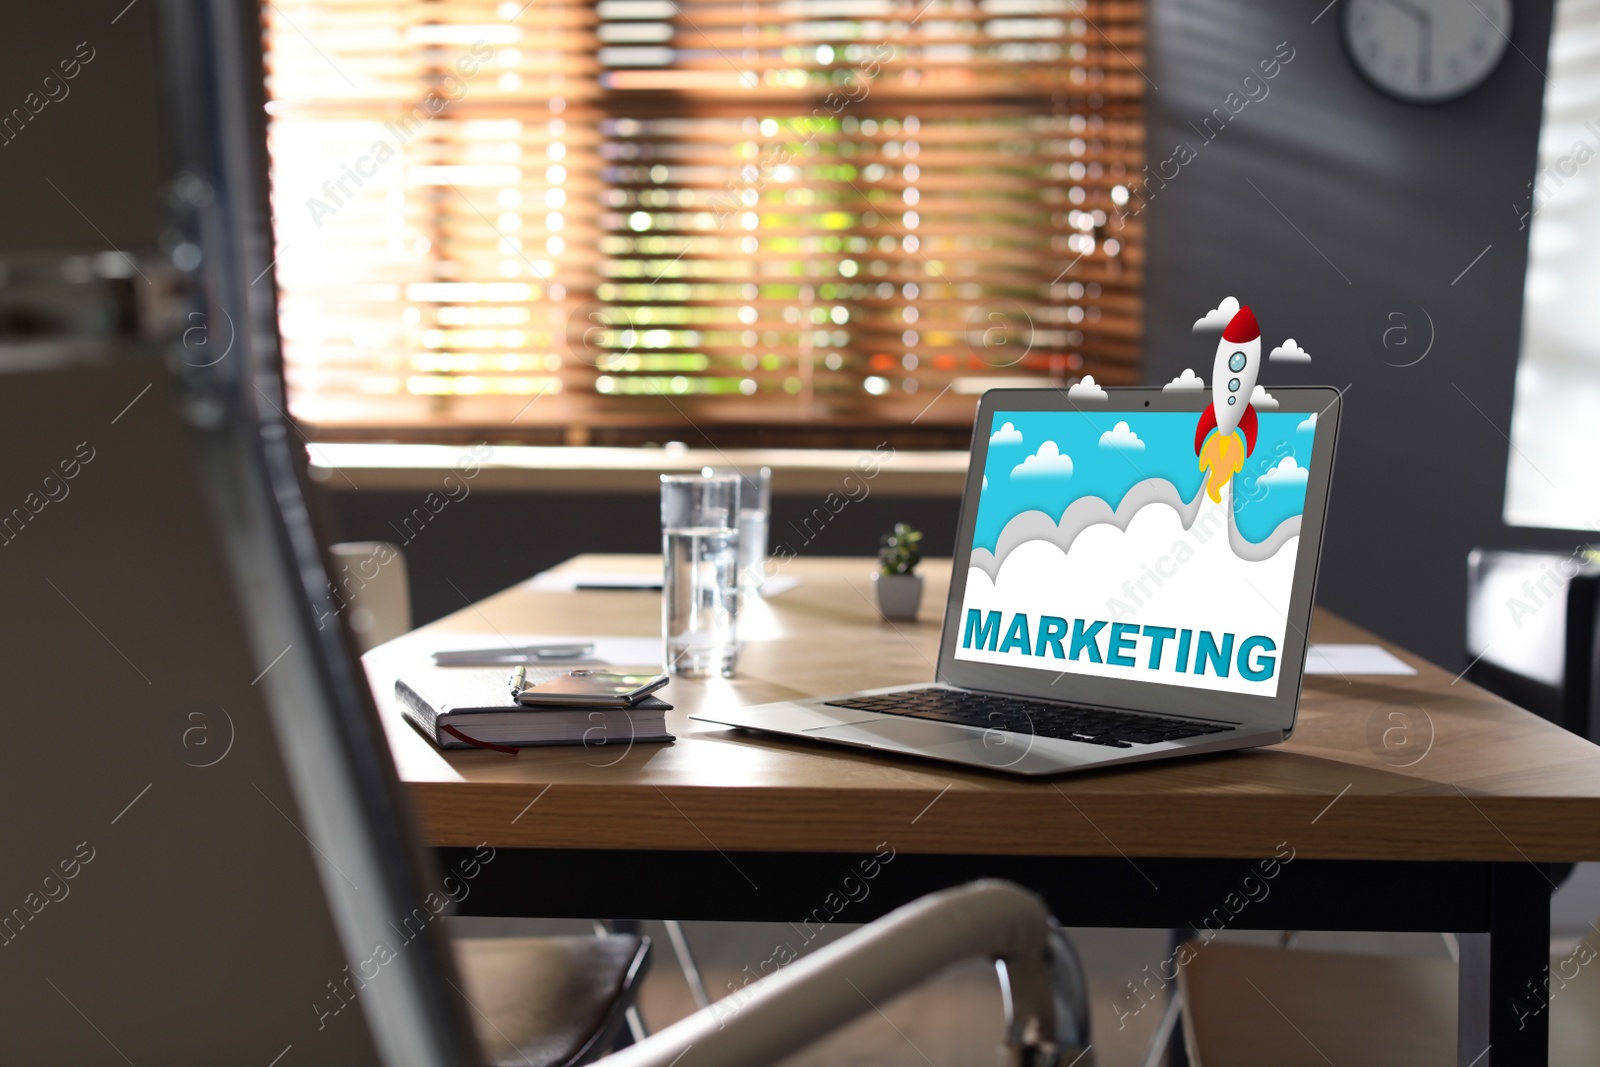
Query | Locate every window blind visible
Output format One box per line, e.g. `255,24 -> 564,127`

263,0 -> 1145,441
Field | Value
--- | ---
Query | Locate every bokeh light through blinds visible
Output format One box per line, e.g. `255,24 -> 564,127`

264,0 -> 1145,437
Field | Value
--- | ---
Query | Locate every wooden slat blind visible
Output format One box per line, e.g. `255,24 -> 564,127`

263,0 -> 1144,440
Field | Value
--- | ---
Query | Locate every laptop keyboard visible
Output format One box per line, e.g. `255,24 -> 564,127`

823,688 -> 1237,748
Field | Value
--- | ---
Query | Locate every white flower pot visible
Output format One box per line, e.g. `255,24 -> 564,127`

872,572 -> 925,621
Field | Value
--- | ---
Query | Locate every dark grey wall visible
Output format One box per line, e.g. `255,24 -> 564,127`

1141,0 -> 1581,668
0,3 -> 162,253
324,489 -> 962,627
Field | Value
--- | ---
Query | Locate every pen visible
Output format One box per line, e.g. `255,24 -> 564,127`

508,664 -> 526,697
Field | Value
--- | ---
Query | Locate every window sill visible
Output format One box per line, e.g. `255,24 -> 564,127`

306,442 -> 970,497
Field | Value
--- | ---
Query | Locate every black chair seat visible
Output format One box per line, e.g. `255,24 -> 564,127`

452,934 -> 651,1067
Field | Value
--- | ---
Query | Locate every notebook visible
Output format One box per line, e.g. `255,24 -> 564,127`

397,668 -> 675,751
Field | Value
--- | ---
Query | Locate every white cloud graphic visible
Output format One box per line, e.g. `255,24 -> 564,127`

1099,421 -> 1145,451
1066,375 -> 1109,401
1164,368 -> 1205,391
1258,455 -> 1308,486
1011,440 -> 1074,478
1192,296 -> 1240,332
1251,385 -> 1279,410
1270,338 -> 1312,363
989,421 -> 1023,445
1297,412 -> 1316,432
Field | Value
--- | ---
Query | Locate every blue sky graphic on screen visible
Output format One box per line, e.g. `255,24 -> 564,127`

957,408 -> 1316,697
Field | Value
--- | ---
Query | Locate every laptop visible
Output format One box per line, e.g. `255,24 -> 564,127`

693,382 -> 1342,776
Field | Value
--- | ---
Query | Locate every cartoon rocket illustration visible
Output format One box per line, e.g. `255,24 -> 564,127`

1194,306 -> 1261,503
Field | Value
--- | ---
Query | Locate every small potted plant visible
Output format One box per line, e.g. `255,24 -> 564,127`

873,522 -> 925,621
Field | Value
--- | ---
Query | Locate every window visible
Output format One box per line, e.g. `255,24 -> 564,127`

264,0 -> 1144,444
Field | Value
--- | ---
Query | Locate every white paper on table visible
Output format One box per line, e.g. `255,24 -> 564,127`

1303,643 -> 1416,676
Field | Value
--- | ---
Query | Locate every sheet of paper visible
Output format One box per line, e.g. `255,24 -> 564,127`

1303,643 -> 1416,676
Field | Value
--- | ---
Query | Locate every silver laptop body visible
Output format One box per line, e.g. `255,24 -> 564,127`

694,384 -> 1343,776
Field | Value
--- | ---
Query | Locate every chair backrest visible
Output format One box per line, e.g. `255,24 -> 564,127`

1465,547 -> 1600,741
0,0 -> 483,1062
0,361 -> 476,1065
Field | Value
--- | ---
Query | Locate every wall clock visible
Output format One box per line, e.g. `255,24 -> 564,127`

1342,0 -> 1513,103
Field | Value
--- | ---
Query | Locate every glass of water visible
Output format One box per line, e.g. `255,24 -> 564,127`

660,473 -> 742,678
702,465 -> 771,591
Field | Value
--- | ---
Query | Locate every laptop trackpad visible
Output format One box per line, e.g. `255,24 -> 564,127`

807,718 -> 983,749
806,717 -> 1067,773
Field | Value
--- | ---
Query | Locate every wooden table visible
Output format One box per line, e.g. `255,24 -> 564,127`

368,555 -> 1600,1066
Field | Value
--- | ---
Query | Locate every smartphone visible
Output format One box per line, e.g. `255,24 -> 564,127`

515,669 -> 670,707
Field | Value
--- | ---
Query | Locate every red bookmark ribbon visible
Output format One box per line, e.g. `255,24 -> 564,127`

441,724 -> 519,756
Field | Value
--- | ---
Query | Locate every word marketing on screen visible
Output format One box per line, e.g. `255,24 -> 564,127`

961,609 -> 1278,683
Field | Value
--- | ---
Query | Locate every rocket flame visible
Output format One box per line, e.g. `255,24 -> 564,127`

1197,430 -> 1244,503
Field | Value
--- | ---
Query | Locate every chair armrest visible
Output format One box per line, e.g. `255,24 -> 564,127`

596,880 -> 1077,1067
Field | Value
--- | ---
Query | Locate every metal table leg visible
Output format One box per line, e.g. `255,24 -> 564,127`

1458,863 -> 1552,1066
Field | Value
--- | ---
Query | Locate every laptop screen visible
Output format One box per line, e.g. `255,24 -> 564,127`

954,406 -> 1318,699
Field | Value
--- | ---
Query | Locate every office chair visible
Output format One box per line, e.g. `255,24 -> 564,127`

326,539 -> 714,1047
454,935 -> 652,1065
328,542 -> 415,655
1464,548 -> 1600,892
1464,548 -> 1600,744
1173,934 -> 1600,1066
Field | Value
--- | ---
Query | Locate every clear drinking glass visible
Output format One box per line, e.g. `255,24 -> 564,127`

661,473 -> 741,678
702,465 -> 772,590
